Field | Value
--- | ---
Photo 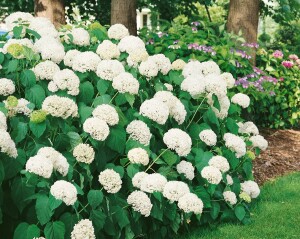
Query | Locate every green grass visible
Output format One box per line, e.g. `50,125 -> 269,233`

183,173 -> 300,239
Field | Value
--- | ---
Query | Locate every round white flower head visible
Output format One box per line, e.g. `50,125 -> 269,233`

178,193 -> 203,214
220,72 -> 235,89
96,59 -> 124,81
126,120 -> 152,146
108,24 -> 129,40
148,54 -> 172,75
64,49 -> 81,67
0,112 -> 7,130
181,76 -> 206,98
205,74 -> 227,98
201,166 -> 222,184
223,191 -> 237,205
176,160 -> 195,180
138,59 -> 159,78
5,98 -> 33,117
172,59 -> 186,70
127,190 -> 153,217
238,121 -> 259,135
69,28 -> 90,46
83,117 -> 110,141
139,99 -> 169,125
33,60 -> 60,80
50,180 -> 77,205
29,17 -> 58,38
71,219 -> 96,239
154,91 -> 187,125
127,48 -> 149,67
98,169 -> 122,193
92,104 -> 119,126
226,174 -> 234,185
128,148 -> 149,166
132,172 -> 149,189
25,155 -> 53,178
48,69 -> 80,96
240,180 -> 260,198
42,95 -> 78,119
223,133 -> 246,158
199,129 -> 217,146
73,143 -> 95,164
0,129 -> 18,158
118,36 -> 145,54
96,40 -> 120,60
140,173 -> 167,193
182,60 -> 203,78
199,61 -> 221,76
72,51 -> 101,73
231,93 -> 250,108
163,181 -> 190,203
0,78 -> 15,96
112,72 -> 139,95
207,94 -> 230,119
37,147 -> 69,176
5,12 -> 33,31
249,135 -> 268,150
163,128 -> 192,156
209,156 -> 230,173
164,83 -> 173,91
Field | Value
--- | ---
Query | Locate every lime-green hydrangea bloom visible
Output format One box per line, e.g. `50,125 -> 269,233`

30,110 -> 47,123
239,192 -> 251,203
7,43 -> 23,58
6,96 -> 18,107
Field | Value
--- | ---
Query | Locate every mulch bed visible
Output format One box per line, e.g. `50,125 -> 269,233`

253,128 -> 300,185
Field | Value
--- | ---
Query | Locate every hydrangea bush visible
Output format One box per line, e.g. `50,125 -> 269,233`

0,12 -> 267,239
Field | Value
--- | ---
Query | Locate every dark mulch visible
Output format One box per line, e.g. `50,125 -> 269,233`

253,128 -> 300,185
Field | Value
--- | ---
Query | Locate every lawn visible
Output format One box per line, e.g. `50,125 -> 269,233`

183,173 -> 300,239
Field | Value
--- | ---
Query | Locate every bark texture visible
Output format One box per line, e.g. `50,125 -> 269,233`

227,0 -> 260,63
111,0 -> 137,35
34,0 -> 66,28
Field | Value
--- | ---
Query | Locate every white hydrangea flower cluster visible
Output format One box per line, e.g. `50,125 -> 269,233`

29,17 -> 58,38
199,61 -> 221,76
205,74 -> 227,97
132,172 -> 149,189
208,156 -> 230,173
171,59 -> 186,70
148,54 -> 172,75
250,135 -> 268,150
83,117 -> 110,141
240,180 -> 260,198
163,181 -> 190,202
112,72 -> 140,95
0,78 -> 15,96
140,173 -> 167,193
199,129 -> 217,146
182,61 -> 203,78
178,193 -> 203,214
68,28 -> 90,46
33,60 -> 60,80
72,51 -> 101,73
4,98 -> 33,117
42,95 -> 78,119
50,180 -> 77,205
220,72 -> 236,89
64,49 -> 80,67
128,148 -> 149,166
201,166 -> 222,184
96,60 -> 124,81
98,169 -> 122,193
48,69 -> 80,95
0,112 -> 7,130
25,155 -> 53,178
176,160 -> 195,180
108,24 -> 130,40
207,93 -> 231,119
231,93 -> 250,108
92,104 -> 119,126
164,83 -> 173,91
2,38 -> 35,58
96,40 -> 120,60
226,174 -> 234,185
223,133 -> 246,158
181,76 -> 206,98
127,190 -> 153,217
223,191 -> 237,205
73,143 -> 95,164
126,120 -> 152,146
127,48 -> 149,67
5,11 -> 33,31
138,59 -> 159,78
139,98 -> 169,125
163,128 -> 192,156
71,219 -> 96,239
238,121 -> 259,135
0,129 -> 18,158
118,36 -> 145,54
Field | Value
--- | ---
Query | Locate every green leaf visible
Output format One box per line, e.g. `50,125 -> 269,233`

29,121 -> 46,138
93,94 -> 111,106
54,134 -> 70,151
235,205 -> 246,221
44,221 -> 65,239
60,213 -> 77,238
124,93 -> 135,107
112,206 -> 130,229
203,108 -> 220,132
0,161 -> 4,183
12,122 -> 28,143
97,79 -> 111,95
20,69 -> 36,87
7,59 -> 19,73
13,223 -> 40,239
126,164 -> 140,178
106,126 -> 126,154
3,149 -> 26,180
226,117 -> 239,134
35,193 -> 53,225
162,150 -> 178,166
26,28 -> 41,39
67,132 -> 82,148
78,103 -> 93,123
212,94 -> 221,111
13,26 -> 23,38
90,210 -> 106,232
25,84 -> 45,108
79,81 -> 94,104
195,150 -> 213,172
87,190 -> 104,209
210,201 -> 220,219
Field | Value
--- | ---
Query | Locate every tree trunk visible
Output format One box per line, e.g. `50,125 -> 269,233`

34,0 -> 66,28
227,0 -> 260,63
111,0 -> 137,35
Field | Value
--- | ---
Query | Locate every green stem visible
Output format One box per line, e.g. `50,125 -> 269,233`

145,148 -> 168,172
109,92 -> 119,104
78,203 -> 89,214
186,96 -> 207,129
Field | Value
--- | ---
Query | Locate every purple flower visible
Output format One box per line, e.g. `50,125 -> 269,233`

147,38 -> 154,45
192,27 -> 198,32
272,50 -> 283,59
191,21 -> 200,26
269,91 -> 275,96
241,42 -> 259,48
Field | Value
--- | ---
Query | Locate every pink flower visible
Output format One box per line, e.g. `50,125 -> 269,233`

288,54 -> 298,61
272,50 -> 283,59
282,61 -> 294,68
296,59 -> 300,65
280,77 -> 284,81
